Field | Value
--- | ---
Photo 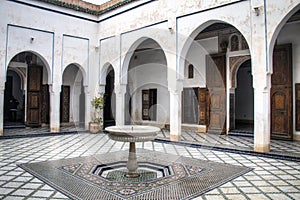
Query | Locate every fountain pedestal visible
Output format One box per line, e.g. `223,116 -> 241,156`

105,125 -> 160,177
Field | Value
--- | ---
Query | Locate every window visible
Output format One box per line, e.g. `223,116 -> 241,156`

142,89 -> 157,121
188,64 -> 194,79
230,35 -> 239,51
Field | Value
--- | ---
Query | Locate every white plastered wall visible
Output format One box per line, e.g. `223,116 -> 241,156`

184,37 -> 219,88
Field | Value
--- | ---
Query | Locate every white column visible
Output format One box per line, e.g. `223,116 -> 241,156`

115,84 -> 126,126
72,83 -> 81,125
84,86 -> 91,130
251,0 -> 271,152
50,85 -> 61,132
169,88 -> 182,141
0,17 -> 6,136
50,33 -> 63,132
254,86 -> 271,152
0,86 -> 4,136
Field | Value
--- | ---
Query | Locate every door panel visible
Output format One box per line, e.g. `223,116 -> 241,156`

27,93 -> 40,124
198,88 -> 208,126
149,89 -> 157,121
27,65 -> 42,126
296,84 -> 300,131
271,44 -> 292,140
142,90 -> 150,120
41,84 -> 50,124
60,86 -> 70,123
206,54 -> 226,133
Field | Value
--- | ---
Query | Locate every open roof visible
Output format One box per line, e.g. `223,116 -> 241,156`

38,0 -> 135,15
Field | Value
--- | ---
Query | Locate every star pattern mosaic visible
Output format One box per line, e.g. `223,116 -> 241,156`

18,149 -> 251,199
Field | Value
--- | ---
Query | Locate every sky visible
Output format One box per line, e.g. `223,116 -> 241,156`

82,0 -> 110,5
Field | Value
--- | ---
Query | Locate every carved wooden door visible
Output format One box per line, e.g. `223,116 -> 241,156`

149,89 -> 157,121
60,85 -> 70,123
271,44 -> 293,140
198,88 -> 208,126
27,65 -> 42,126
41,84 -> 50,124
206,54 -> 226,133
142,89 -> 157,121
142,90 -> 150,120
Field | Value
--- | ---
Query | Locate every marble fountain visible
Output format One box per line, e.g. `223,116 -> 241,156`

105,125 -> 161,178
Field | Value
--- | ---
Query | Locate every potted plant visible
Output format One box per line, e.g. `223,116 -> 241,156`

89,94 -> 104,133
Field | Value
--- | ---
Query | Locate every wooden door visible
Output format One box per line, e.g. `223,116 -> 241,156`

142,90 -> 150,120
198,88 -> 208,126
60,85 -> 70,123
271,44 -> 293,140
142,89 -> 157,121
41,84 -> 50,124
149,89 -> 157,121
27,65 -> 42,126
206,54 -> 226,133
296,84 -> 300,131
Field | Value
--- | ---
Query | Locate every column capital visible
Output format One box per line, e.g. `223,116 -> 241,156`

49,84 -> 61,94
0,85 -> 4,93
168,79 -> 183,95
168,89 -> 181,96
84,85 -> 90,94
115,83 -> 127,95
98,84 -> 105,94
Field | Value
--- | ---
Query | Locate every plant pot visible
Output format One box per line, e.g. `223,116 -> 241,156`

89,122 -> 102,133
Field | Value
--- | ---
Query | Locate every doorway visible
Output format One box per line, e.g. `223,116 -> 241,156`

4,70 -> 24,127
235,60 -> 254,132
104,68 -> 116,128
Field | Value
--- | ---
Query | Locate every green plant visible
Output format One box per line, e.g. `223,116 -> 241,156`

91,94 -> 104,124
91,96 -> 104,110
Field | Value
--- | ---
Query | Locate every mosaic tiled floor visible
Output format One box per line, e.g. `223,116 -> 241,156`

0,133 -> 300,199
18,149 -> 252,199
158,128 -> 300,158
3,126 -> 85,137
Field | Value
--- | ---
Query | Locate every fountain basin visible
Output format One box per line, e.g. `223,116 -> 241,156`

105,125 -> 160,142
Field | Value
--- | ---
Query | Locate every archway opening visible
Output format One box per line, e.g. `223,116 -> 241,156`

269,8 -> 300,140
4,70 -> 24,127
125,38 -> 168,127
104,66 -> 116,128
61,64 -> 85,127
4,52 -> 50,129
234,60 -> 254,133
183,22 -> 250,134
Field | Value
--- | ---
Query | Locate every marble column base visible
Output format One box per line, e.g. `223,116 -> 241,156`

170,134 -> 181,141
254,144 -> 270,153
50,126 -> 60,133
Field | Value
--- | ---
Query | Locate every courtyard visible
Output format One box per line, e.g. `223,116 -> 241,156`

0,129 -> 299,199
